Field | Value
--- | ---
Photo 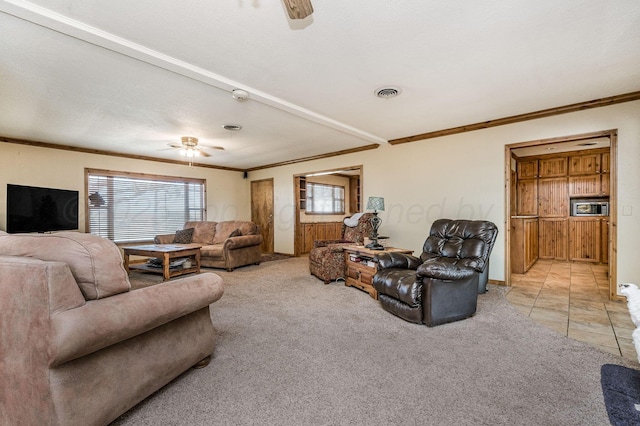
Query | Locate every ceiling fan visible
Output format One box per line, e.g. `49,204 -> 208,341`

167,136 -> 224,158
283,0 -> 313,19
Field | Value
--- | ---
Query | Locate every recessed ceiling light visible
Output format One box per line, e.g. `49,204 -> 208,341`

374,86 -> 402,99
222,124 -> 242,131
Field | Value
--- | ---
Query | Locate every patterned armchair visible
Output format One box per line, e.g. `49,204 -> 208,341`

309,213 -> 374,284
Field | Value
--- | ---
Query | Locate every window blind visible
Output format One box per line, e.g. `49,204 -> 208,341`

306,182 -> 345,214
86,169 -> 206,243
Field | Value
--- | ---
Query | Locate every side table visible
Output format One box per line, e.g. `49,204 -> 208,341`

343,245 -> 413,299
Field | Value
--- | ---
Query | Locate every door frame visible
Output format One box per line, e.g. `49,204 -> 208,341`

504,129 -> 618,299
293,165 -> 363,256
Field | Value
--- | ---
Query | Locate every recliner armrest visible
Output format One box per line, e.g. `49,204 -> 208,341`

416,260 -> 476,281
375,252 -> 422,270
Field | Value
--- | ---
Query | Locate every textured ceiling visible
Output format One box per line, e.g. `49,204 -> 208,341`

1,0 -> 639,169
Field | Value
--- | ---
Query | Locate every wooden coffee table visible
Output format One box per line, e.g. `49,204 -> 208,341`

343,245 -> 413,299
123,244 -> 202,281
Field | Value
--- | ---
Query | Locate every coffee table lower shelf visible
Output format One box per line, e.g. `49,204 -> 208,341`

123,244 -> 201,281
127,262 -> 200,280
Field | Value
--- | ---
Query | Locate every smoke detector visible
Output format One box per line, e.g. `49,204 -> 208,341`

375,86 -> 402,99
231,89 -> 249,102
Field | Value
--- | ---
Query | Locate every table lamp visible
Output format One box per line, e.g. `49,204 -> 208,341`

365,196 -> 385,250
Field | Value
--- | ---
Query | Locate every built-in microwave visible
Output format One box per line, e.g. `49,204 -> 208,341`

571,199 -> 609,216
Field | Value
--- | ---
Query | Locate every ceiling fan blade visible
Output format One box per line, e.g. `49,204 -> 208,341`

167,143 -> 182,149
284,0 -> 313,19
197,149 -> 211,157
201,145 -> 225,151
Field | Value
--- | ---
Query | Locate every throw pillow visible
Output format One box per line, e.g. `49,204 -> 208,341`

229,229 -> 242,238
173,228 -> 194,244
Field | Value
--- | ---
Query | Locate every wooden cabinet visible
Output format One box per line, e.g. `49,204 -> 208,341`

539,157 -> 567,177
568,152 -> 609,196
512,149 -> 610,265
569,175 -> 609,197
517,160 -> 538,179
298,221 -> 343,254
568,217 -> 601,262
516,179 -> 538,216
538,218 -> 568,260
538,177 -> 568,217
569,153 -> 600,175
511,217 -> 539,274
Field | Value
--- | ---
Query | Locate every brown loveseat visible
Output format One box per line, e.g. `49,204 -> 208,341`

156,220 -> 263,271
0,231 -> 225,426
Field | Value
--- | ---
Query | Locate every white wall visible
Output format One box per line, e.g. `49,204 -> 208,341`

0,143 -> 250,232
249,100 -> 640,288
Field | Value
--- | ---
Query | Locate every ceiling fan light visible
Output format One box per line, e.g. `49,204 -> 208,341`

180,147 -> 199,157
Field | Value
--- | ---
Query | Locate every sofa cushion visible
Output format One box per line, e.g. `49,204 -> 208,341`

229,229 -> 242,238
0,231 -> 130,300
213,221 -> 257,244
185,221 -> 217,245
173,228 -> 194,244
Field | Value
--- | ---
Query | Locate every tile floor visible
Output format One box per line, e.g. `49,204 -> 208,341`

506,259 -> 638,363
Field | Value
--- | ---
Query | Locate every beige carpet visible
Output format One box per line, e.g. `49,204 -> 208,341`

114,257 -> 635,425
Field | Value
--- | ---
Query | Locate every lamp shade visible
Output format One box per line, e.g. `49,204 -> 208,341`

366,196 -> 385,212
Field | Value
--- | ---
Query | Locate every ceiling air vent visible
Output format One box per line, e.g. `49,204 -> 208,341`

375,86 -> 402,99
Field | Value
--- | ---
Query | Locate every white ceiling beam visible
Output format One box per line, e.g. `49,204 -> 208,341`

0,0 -> 385,144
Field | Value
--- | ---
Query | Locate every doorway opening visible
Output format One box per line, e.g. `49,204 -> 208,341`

293,165 -> 363,256
504,129 -> 618,299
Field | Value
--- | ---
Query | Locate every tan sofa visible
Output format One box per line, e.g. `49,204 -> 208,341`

0,231 -> 224,426
156,220 -> 263,271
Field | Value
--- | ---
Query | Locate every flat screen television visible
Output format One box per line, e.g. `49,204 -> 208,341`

6,184 -> 79,233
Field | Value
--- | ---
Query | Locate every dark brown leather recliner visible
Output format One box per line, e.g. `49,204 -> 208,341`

372,219 -> 498,326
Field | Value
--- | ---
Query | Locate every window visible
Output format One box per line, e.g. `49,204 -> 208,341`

305,182 -> 345,214
86,169 -> 205,243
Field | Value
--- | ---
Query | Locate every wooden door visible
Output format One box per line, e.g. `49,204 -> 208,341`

251,179 -> 274,253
